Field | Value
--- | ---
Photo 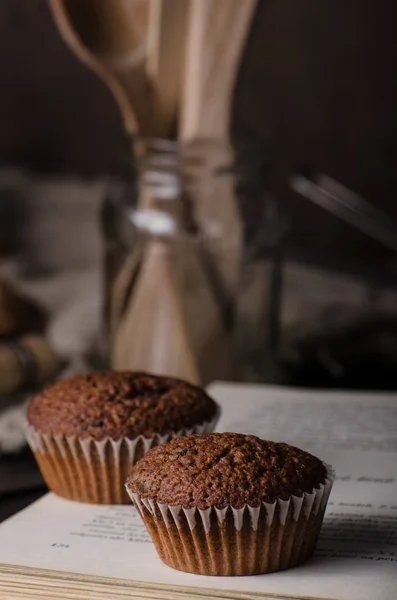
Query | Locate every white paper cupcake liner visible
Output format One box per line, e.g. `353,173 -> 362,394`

127,464 -> 334,575
25,415 -> 218,504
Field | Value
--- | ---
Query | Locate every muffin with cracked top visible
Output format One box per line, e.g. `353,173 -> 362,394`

25,371 -> 219,504
126,433 -> 334,575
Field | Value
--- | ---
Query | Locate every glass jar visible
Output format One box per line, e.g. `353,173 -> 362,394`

101,136 -> 281,384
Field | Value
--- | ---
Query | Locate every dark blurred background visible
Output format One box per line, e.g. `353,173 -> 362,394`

1,0 -> 397,272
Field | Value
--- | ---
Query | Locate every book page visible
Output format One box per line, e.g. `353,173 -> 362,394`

0,383 -> 396,600
213,383 -> 397,453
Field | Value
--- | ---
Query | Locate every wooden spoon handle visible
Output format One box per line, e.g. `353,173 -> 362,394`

113,240 -> 200,384
146,0 -> 189,138
49,0 -> 140,134
180,0 -> 257,141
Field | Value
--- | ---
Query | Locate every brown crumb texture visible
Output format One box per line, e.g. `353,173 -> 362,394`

127,433 -> 327,509
27,371 -> 218,440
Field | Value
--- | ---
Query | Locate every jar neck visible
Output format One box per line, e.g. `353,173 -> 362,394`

128,137 -> 187,235
134,137 -> 180,199
128,136 -> 241,238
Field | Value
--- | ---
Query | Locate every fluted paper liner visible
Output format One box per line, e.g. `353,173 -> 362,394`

127,464 -> 334,575
25,416 -> 218,504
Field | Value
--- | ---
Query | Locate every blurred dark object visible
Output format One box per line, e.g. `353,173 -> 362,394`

0,335 -> 61,396
291,169 -> 397,256
0,489 -> 46,523
0,445 -> 46,523
0,184 -> 26,257
279,171 -> 397,390
284,317 -> 397,390
0,280 -> 46,336
0,447 -> 44,496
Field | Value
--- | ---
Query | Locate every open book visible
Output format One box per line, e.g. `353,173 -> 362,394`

0,383 -> 396,600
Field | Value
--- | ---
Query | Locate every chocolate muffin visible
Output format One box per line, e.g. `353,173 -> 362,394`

25,371 -> 219,504
126,433 -> 334,576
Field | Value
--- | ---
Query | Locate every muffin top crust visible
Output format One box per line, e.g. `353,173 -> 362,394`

127,432 -> 327,509
27,371 -> 218,440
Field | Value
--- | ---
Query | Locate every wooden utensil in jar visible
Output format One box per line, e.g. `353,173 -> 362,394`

180,0 -> 257,141
113,231 -> 201,384
112,221 -> 233,384
180,0 -> 258,310
146,0 -> 188,138
48,0 -> 151,134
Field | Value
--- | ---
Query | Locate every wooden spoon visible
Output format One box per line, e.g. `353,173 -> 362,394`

180,0 -> 257,141
146,0 -> 189,138
113,236 -> 201,384
180,0 -> 258,310
112,223 -> 233,384
49,0 -> 152,134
